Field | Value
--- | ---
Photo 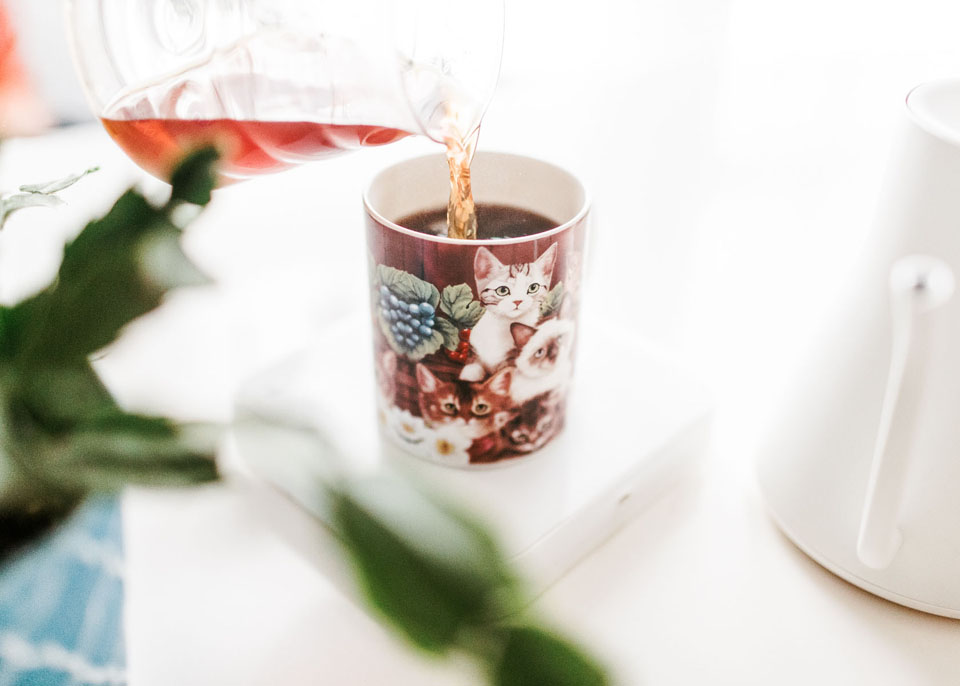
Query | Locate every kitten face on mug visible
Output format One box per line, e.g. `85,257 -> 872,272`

508,318 -> 574,405
474,244 -> 557,320
416,364 -> 515,440
503,392 -> 563,453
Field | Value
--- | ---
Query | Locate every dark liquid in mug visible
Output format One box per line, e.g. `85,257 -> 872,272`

399,204 -> 557,240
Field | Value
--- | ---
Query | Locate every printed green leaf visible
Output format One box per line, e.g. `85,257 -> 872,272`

408,330 -> 444,361
492,626 -> 610,686
330,477 -> 519,654
434,318 -> 461,351
441,283 -> 485,329
378,315 -> 405,356
440,284 -> 473,316
378,266 -> 440,309
457,302 -> 485,329
540,282 -> 565,319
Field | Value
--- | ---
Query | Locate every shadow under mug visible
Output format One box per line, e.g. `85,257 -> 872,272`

363,152 -> 590,467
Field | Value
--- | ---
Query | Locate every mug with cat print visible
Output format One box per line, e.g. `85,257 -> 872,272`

364,152 -> 590,467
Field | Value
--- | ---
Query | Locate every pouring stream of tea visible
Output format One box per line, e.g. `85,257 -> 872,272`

444,127 -> 479,240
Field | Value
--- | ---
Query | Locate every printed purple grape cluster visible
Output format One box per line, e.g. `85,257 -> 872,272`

379,285 -> 436,351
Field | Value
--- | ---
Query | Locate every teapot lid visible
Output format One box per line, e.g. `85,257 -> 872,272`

907,78 -> 960,148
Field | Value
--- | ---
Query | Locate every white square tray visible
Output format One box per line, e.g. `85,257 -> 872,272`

233,310 -> 713,595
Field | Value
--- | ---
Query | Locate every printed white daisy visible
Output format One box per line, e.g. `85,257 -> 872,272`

424,423 -> 472,466
385,407 -> 429,457
375,395 -> 391,428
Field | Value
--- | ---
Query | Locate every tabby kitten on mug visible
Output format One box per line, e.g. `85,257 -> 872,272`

416,364 -> 516,439
502,391 -> 564,453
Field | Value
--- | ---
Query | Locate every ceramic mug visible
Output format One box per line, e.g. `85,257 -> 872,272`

363,152 -> 589,467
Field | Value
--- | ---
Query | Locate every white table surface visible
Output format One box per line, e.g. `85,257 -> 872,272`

4,0 -> 960,683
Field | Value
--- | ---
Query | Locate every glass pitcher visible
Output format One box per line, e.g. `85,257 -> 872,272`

64,0 -> 503,181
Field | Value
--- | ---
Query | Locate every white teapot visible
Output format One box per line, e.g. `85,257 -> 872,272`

758,79 -> 960,617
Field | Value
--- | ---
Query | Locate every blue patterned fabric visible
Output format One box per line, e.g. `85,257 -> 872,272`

0,496 -> 126,686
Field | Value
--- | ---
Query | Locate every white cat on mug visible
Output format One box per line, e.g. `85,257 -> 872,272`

460,244 -> 557,382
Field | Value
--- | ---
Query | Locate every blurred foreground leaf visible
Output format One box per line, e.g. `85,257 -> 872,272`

493,626 -> 609,686
330,476 -> 610,685
0,149 -> 221,559
168,147 -> 219,207
19,166 -> 99,195
45,414 -> 220,490
0,166 -> 98,230
331,477 -> 519,653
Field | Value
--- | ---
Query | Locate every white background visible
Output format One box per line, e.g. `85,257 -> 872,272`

3,0 -> 960,683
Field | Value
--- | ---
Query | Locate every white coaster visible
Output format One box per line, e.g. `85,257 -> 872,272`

233,309 -> 713,594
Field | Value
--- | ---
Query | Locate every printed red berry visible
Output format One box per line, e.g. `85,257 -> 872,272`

458,341 -> 470,352
459,329 -> 471,341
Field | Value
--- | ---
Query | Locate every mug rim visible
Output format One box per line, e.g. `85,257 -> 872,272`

362,151 -> 591,247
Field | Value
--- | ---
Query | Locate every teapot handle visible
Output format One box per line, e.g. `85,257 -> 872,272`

856,255 -> 954,569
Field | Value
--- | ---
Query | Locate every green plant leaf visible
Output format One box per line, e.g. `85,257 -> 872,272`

440,284 -> 485,329
540,282 -> 564,319
19,166 -> 99,194
9,181 -> 214,368
137,223 -> 211,290
492,626 -> 609,686
1,166 -> 100,231
10,191 -> 173,365
43,413 -> 219,491
168,146 -> 219,207
378,266 -> 440,309
0,193 -> 64,230
330,477 -> 519,654
14,363 -> 113,433
0,302 -> 34,361
0,150 -> 222,563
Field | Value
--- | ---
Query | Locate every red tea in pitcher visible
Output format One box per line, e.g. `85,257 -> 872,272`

101,115 -> 410,181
